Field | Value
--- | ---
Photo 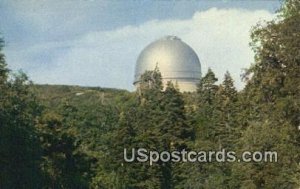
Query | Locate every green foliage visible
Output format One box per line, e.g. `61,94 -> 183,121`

100,71 -> 196,189
237,0 -> 300,187
0,0 -> 299,188
37,110 -> 92,188
0,38 -> 8,83
279,0 -> 300,18
0,55 -> 43,187
231,121 -> 300,189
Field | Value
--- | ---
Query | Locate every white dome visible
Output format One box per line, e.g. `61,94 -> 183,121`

134,36 -> 201,92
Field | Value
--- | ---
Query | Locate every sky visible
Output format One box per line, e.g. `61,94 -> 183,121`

0,0 -> 282,90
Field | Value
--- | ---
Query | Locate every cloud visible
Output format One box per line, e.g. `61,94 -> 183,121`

4,8 -> 275,90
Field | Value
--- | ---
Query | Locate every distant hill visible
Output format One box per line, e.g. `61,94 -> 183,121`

31,84 -> 133,110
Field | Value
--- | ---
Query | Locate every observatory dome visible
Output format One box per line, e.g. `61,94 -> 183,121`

134,36 -> 201,92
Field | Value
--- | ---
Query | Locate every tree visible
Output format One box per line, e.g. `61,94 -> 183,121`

0,38 -> 8,84
196,68 -> 219,141
215,71 -> 238,149
108,69 -> 195,188
0,38 -> 44,188
235,0 -> 300,187
231,121 -> 300,188
37,110 -> 92,188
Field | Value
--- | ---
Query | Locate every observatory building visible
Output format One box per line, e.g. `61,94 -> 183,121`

133,36 -> 201,92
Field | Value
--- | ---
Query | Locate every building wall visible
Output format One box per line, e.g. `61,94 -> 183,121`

135,78 -> 199,92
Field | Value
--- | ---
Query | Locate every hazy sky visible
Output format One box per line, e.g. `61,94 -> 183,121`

0,0 -> 281,90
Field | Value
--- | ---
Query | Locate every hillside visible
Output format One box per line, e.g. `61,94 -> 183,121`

31,84 -> 133,110
1,1 -> 299,187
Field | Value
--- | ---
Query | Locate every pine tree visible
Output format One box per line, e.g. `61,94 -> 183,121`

159,82 -> 195,188
196,68 -> 219,140
215,71 -> 238,149
109,69 -> 195,188
184,69 -> 222,188
37,108 -> 92,188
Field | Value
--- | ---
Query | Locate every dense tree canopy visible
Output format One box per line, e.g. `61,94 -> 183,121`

0,0 -> 299,188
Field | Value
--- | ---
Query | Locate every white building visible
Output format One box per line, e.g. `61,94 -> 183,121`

134,36 -> 201,92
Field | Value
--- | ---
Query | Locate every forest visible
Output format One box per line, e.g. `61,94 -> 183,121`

0,0 -> 299,188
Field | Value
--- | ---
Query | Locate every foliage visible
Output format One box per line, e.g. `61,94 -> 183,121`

0,42 -> 43,188
0,0 -> 299,188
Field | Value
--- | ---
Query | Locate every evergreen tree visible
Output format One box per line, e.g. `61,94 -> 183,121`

196,68 -> 219,141
159,82 -> 194,188
109,69 -> 195,188
37,110 -> 92,188
215,71 -> 238,149
184,69 -> 222,188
